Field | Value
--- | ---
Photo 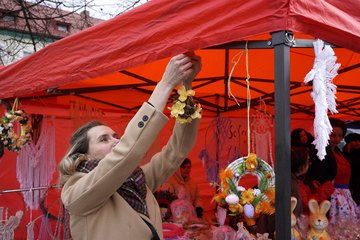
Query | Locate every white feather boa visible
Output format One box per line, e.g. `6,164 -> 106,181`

304,39 -> 340,160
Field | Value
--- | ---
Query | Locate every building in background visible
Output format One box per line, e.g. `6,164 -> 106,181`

0,1 -> 103,66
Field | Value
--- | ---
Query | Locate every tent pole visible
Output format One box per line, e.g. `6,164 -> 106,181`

271,30 -> 293,240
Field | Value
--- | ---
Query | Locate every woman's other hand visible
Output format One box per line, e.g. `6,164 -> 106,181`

183,51 -> 202,89
161,53 -> 200,89
149,53 -> 202,112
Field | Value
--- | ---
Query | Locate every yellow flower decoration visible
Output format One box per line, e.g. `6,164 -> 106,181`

169,101 -> 186,117
190,103 -> 202,119
245,153 -> 258,171
169,86 -> 201,124
229,203 -> 243,213
219,169 -> 234,191
178,86 -> 195,101
240,189 -> 255,205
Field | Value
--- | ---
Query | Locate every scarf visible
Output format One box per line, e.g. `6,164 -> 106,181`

76,160 -> 149,217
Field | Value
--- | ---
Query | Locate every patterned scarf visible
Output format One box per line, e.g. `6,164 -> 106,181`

76,160 -> 149,217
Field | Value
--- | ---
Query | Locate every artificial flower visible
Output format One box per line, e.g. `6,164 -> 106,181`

169,86 -> 201,124
228,203 -> 243,213
225,194 -> 240,205
237,186 -> 245,192
245,217 -> 256,226
169,101 -> 185,117
220,168 -> 234,180
240,189 -> 255,205
219,169 -> 234,191
190,103 -> 202,119
265,187 -> 275,202
253,188 -> 261,196
177,86 -> 195,102
245,153 -> 258,171
212,192 -> 227,205
255,201 -> 275,215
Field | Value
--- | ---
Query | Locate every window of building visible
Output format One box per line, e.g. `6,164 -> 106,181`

2,13 -> 16,22
56,23 -> 69,33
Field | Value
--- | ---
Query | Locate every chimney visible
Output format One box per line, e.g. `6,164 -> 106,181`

80,10 -> 89,18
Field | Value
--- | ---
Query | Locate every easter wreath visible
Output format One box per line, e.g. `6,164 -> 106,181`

213,153 -> 275,226
169,86 -> 202,124
0,109 -> 32,152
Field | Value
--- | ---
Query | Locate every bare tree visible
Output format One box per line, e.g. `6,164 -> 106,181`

0,0 -> 147,66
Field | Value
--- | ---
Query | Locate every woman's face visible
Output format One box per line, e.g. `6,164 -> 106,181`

299,130 -> 308,144
329,126 -> 344,148
87,125 -> 120,160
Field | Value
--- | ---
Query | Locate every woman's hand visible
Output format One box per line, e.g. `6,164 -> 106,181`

148,53 -> 201,112
160,53 -> 199,89
183,52 -> 202,90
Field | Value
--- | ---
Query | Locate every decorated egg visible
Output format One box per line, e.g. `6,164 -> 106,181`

244,204 -> 255,218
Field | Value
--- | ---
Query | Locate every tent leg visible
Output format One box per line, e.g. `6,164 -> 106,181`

272,30 -> 292,240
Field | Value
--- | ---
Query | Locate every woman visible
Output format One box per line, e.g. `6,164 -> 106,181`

162,158 -> 203,218
291,128 -> 314,148
58,52 -> 201,240
290,146 -> 334,217
343,133 -> 360,205
308,118 -> 357,223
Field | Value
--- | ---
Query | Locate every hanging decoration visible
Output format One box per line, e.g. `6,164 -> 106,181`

0,208 -> 24,240
199,117 -> 242,183
212,42 -> 276,227
304,39 -> 340,160
251,100 -> 274,167
0,98 -> 32,152
169,85 -> 202,124
16,117 -> 56,210
212,154 -> 275,226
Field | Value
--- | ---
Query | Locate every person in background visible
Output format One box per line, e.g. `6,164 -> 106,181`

290,146 -> 334,217
308,118 -> 358,223
307,118 -> 342,185
161,158 -> 204,218
343,133 -> 360,205
58,52 -> 201,240
291,128 -> 314,149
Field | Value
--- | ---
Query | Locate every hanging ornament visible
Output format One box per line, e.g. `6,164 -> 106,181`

251,100 -> 274,167
0,98 -> 32,152
212,154 -> 275,226
304,39 -> 340,160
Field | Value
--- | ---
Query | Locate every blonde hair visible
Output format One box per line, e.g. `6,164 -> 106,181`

58,121 -> 104,184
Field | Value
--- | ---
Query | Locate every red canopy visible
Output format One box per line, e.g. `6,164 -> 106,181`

0,1 -> 359,238
0,0 -> 359,118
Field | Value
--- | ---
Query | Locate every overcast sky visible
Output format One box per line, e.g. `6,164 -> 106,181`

73,0 -> 147,20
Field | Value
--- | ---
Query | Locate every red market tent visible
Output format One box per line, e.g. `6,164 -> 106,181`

0,0 -> 359,118
0,0 -> 359,239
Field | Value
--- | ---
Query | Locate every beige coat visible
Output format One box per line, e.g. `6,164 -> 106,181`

61,103 -> 199,240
